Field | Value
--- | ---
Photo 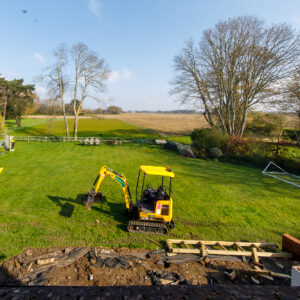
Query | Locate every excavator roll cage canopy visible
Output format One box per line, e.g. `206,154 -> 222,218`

136,166 -> 174,201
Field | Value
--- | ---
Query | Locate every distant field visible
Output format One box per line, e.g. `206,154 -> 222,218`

25,113 -> 208,134
108,113 -> 208,134
7,118 -> 155,138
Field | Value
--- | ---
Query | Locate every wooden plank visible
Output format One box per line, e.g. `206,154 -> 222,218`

170,248 -> 292,258
201,243 -> 206,256
166,240 -> 173,252
252,247 -> 259,264
235,243 -> 245,251
217,242 -> 227,250
254,245 -> 264,252
146,237 -> 161,247
182,241 -> 190,249
225,268 -> 291,279
167,239 -> 277,248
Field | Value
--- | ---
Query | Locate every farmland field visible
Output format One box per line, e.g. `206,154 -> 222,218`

24,113 -> 299,135
0,141 -> 299,260
24,113 -> 209,134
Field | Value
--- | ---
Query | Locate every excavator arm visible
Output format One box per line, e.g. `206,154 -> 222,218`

85,165 -> 132,211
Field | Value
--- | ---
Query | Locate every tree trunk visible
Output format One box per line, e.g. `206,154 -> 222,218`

73,83 -> 87,139
73,101 -> 84,140
57,65 -> 69,138
16,116 -> 22,128
62,104 -> 69,138
238,106 -> 248,136
73,112 -> 78,140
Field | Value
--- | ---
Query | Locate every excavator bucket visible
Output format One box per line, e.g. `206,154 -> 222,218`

85,192 -> 94,210
85,190 -> 103,210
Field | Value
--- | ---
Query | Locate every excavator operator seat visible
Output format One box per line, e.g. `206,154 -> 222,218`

156,186 -> 169,200
141,186 -> 157,213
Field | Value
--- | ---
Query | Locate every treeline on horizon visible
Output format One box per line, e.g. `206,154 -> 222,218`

31,99 -> 201,115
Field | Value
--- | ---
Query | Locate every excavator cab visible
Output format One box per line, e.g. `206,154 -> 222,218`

135,166 -> 174,223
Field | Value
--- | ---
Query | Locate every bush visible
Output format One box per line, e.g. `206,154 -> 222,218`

226,136 -> 256,157
191,144 -> 206,158
209,147 -> 222,158
282,128 -> 300,142
191,128 -> 227,150
246,112 -> 277,137
191,128 -> 227,158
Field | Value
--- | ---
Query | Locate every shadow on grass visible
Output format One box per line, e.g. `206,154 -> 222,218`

47,194 -> 129,231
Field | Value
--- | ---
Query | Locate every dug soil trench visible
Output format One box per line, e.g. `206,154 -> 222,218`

0,247 -> 296,287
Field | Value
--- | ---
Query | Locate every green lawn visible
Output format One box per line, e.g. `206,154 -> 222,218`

0,142 -> 299,260
167,135 -> 192,144
7,118 -> 156,138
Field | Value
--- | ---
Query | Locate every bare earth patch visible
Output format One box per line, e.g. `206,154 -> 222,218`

0,246 -> 294,287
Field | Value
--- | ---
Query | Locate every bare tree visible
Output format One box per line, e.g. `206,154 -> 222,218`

71,43 -> 110,139
41,44 -> 70,137
280,65 -> 300,119
171,16 -> 299,136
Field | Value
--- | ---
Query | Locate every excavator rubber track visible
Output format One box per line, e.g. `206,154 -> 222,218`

127,220 -> 168,235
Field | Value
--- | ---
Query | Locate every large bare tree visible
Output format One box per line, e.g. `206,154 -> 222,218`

71,43 -> 110,139
171,16 -> 299,136
281,65 -> 300,119
41,44 -> 70,137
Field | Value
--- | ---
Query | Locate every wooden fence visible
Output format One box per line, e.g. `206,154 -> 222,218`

13,136 -> 154,144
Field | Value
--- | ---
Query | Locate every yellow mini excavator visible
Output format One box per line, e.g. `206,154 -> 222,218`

85,165 -> 175,234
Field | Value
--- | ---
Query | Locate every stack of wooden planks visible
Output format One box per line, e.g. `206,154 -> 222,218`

166,239 -> 292,265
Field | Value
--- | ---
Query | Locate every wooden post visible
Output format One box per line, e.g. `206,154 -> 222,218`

201,243 -> 206,257
252,247 -> 259,264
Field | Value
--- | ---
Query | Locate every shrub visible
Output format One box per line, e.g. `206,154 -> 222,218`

282,128 -> 300,142
226,136 -> 257,157
246,112 -> 290,140
191,128 -> 227,151
191,143 -> 206,158
209,147 -> 222,159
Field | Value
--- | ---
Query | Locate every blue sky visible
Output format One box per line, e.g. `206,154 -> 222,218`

0,0 -> 299,111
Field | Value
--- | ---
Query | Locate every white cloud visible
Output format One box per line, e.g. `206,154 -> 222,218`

33,52 -> 46,63
108,69 -> 133,83
89,0 -> 102,17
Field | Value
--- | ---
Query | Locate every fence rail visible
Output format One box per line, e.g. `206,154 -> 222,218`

14,135 -> 154,144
